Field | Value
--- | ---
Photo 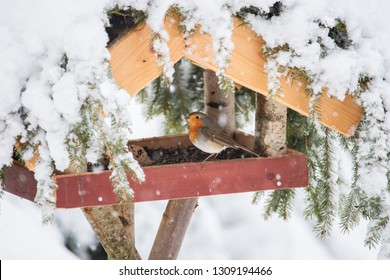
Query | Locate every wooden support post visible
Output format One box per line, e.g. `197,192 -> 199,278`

82,203 -> 141,260
69,163 -> 140,260
148,198 -> 199,259
204,69 -> 236,135
254,95 -> 287,156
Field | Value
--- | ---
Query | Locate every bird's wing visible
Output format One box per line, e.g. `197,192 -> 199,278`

201,126 -> 260,157
200,126 -> 238,148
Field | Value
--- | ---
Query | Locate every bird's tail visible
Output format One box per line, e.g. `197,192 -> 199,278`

234,143 -> 260,157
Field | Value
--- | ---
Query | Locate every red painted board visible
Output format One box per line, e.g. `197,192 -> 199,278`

55,152 -> 308,208
3,162 -> 37,202
2,149 -> 308,209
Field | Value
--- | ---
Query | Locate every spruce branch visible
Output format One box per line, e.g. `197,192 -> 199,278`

149,31 -> 175,85
252,191 -> 265,205
108,6 -> 147,25
235,87 -> 256,125
32,138 -> 58,224
339,188 -> 362,233
360,196 -> 383,220
339,136 -> 361,232
302,122 -> 338,238
304,185 -> 321,221
137,61 -> 205,133
235,2 -> 284,21
166,5 -> 192,34
83,98 -> 143,201
263,189 -> 296,220
313,128 -> 337,237
365,216 -> 389,249
218,75 -> 235,96
67,102 -> 95,172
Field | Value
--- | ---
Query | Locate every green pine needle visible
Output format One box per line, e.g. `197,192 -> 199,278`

364,216 -> 389,249
263,189 -> 296,220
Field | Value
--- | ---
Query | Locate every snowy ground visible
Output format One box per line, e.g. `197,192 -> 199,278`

0,187 -> 379,260
0,99 -> 379,260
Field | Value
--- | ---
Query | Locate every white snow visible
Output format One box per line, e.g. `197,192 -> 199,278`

0,188 -> 378,259
1,0 -> 390,260
0,194 -> 77,260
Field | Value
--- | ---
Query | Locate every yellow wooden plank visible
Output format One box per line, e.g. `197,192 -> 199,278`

109,15 -> 363,136
184,18 -> 363,136
109,17 -> 185,96
279,75 -> 362,136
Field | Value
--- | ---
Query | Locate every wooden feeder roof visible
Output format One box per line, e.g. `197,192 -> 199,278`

109,15 -> 363,136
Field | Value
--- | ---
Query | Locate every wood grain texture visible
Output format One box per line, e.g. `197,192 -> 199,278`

82,205 -> 141,260
109,15 -> 363,136
254,94 -> 287,157
110,16 -> 184,95
148,198 -> 199,260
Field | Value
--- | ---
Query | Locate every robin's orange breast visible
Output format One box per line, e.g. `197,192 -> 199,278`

188,115 -> 204,142
188,113 -> 226,154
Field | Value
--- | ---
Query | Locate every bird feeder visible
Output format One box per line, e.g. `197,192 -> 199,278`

2,14 -> 362,208
3,131 -> 308,208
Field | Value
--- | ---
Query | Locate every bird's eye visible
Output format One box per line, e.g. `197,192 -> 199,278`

195,115 -> 200,119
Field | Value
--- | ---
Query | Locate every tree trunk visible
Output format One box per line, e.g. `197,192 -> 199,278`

254,94 -> 287,156
82,203 -> 141,260
149,70 -> 235,260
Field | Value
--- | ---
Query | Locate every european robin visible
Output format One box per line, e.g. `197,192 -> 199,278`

187,112 -> 259,161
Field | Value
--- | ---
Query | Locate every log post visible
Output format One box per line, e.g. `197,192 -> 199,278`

149,70 -> 234,260
204,70 -> 236,135
254,95 -> 287,156
82,203 -> 141,260
69,163 -> 141,260
148,198 -> 199,259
